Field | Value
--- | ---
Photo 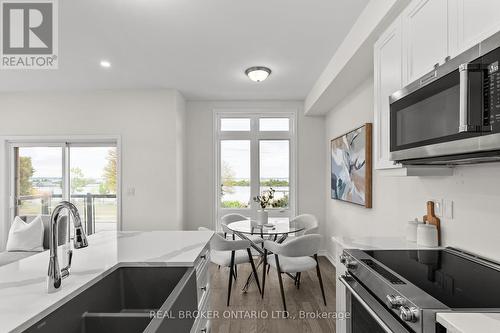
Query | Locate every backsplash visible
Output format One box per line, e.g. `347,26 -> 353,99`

324,77 -> 500,261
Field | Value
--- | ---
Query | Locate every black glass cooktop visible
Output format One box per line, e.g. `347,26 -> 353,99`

364,249 -> 500,308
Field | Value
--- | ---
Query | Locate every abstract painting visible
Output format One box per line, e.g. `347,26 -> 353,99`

331,123 -> 372,208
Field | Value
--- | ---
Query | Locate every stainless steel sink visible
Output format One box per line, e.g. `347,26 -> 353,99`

24,266 -> 197,333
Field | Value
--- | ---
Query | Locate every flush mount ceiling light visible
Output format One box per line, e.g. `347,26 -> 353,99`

245,66 -> 271,82
100,60 -> 111,68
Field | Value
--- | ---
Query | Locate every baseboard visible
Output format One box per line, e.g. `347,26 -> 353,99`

319,250 -> 335,267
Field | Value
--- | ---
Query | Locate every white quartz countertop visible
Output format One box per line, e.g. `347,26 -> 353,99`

332,235 -> 439,250
437,312 -> 500,333
0,230 -> 213,333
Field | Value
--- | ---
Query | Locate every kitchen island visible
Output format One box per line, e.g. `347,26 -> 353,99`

0,230 -> 213,333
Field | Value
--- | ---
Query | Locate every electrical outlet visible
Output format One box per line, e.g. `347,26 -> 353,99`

444,199 -> 453,219
433,199 -> 443,217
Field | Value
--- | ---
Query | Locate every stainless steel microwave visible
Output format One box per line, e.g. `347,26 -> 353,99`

389,31 -> 500,165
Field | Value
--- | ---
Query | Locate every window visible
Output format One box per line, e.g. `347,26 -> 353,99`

259,140 -> 289,208
220,118 -> 251,131
259,118 -> 290,131
10,141 -> 119,235
220,140 -> 250,208
215,112 -> 296,228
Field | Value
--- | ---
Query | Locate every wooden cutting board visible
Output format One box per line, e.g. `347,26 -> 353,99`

423,201 -> 441,245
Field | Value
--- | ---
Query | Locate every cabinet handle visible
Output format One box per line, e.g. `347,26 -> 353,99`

200,254 -> 207,260
444,56 -> 451,63
200,329 -> 207,333
200,286 -> 207,291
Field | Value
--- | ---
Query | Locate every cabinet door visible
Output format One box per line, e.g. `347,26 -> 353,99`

403,0 -> 448,84
374,18 -> 403,169
449,0 -> 500,57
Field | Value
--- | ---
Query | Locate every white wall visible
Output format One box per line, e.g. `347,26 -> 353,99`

324,77 -> 500,260
184,100 -> 325,231
0,89 -> 186,249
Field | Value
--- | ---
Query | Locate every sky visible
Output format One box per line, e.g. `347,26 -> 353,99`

221,140 -> 289,180
220,118 -> 290,180
19,146 -> 115,179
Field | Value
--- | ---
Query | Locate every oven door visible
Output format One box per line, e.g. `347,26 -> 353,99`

389,62 -> 485,162
340,275 -> 411,333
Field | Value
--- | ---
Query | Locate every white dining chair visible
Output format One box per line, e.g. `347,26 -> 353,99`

261,234 -> 326,313
291,214 -> 319,235
221,213 -> 264,244
198,227 -> 261,306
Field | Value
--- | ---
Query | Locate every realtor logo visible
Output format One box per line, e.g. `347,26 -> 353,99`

1,0 -> 58,69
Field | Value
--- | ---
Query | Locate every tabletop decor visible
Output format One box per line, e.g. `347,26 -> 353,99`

253,188 -> 275,225
330,123 -> 372,208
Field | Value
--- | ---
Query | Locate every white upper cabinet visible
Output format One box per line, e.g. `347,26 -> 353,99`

402,0 -> 448,85
374,18 -> 403,169
373,0 -> 500,172
449,0 -> 500,57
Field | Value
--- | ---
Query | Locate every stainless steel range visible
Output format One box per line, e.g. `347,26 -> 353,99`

339,247 -> 500,333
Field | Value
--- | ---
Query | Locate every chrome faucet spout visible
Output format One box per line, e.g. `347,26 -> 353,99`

47,201 -> 88,293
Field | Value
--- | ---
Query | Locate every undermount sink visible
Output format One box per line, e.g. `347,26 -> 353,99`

24,266 -> 197,333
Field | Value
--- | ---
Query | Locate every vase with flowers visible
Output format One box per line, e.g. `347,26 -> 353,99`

253,188 -> 275,225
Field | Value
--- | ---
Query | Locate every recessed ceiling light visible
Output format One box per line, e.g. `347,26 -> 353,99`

245,66 -> 271,82
100,60 -> 111,68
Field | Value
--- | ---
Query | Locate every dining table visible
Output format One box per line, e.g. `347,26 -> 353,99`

226,217 -> 305,292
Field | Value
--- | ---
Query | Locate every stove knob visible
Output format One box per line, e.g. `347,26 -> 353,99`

399,306 -> 419,323
339,254 -> 357,269
345,260 -> 357,269
386,295 -> 406,308
339,254 -> 348,264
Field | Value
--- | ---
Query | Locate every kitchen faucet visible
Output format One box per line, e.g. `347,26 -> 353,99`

47,201 -> 88,293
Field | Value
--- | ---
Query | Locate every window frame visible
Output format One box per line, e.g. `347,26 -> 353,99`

214,110 -> 297,231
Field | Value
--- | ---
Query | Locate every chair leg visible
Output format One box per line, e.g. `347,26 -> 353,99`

275,254 -> 287,315
227,251 -> 235,306
234,263 -> 238,278
246,249 -> 261,294
261,250 -> 267,298
314,254 -> 327,306
232,265 -> 237,281
295,272 -> 301,289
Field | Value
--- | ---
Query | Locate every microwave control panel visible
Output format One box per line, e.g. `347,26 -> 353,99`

484,48 -> 500,133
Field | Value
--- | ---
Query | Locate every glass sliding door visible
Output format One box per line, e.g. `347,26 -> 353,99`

14,146 -> 64,217
10,141 -> 119,235
69,146 -> 118,234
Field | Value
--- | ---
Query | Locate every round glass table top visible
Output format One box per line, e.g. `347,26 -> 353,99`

227,218 -> 304,235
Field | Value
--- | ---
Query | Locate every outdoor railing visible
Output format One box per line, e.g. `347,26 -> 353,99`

18,193 -> 117,235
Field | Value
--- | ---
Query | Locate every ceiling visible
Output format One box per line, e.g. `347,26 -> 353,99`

0,0 -> 369,100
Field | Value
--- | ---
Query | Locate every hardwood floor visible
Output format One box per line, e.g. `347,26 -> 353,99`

208,257 -> 337,333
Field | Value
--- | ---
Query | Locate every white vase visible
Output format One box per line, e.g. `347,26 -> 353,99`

257,210 -> 268,226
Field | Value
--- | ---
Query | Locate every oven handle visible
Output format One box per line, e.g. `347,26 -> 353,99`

339,276 -> 394,333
